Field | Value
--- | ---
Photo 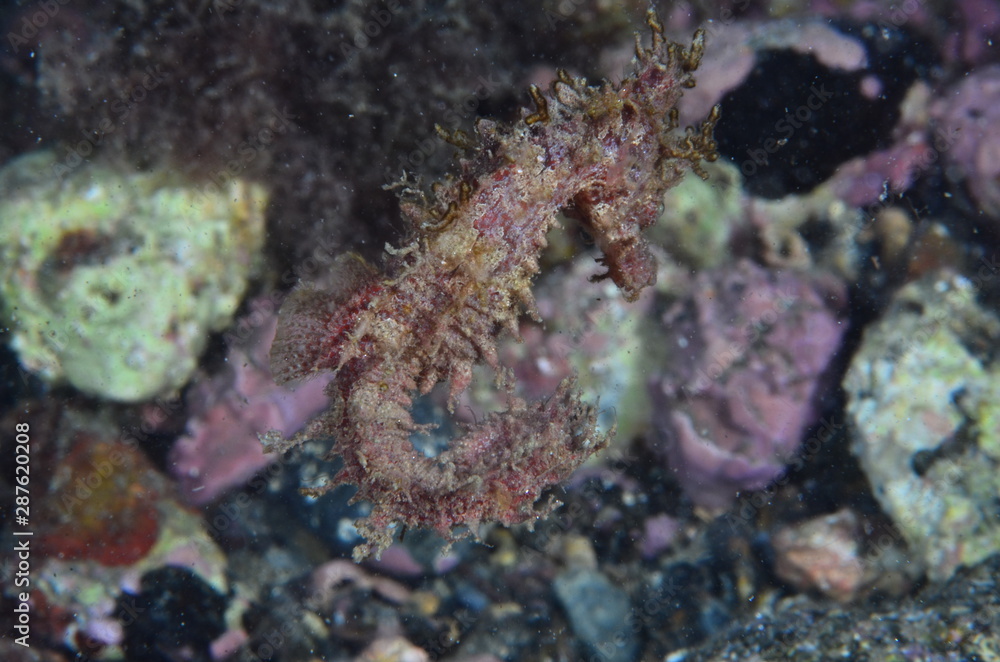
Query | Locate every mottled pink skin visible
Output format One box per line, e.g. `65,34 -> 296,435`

170,301 -> 331,505
650,260 -> 846,509
931,65 -> 1000,221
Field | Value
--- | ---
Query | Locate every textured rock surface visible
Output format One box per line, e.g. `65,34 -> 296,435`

169,299 -> 331,505
553,567 -> 637,662
650,259 -> 846,509
27,411 -> 229,656
772,509 -> 865,603
670,553 -> 1000,661
0,150 -> 266,401
932,65 -> 1000,220
845,271 -> 1000,581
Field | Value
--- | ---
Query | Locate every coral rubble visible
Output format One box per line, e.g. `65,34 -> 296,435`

0,150 -> 267,401
931,65 -> 1000,223
845,271 -> 1000,581
21,408 -> 229,656
650,259 -> 847,510
267,13 -> 719,560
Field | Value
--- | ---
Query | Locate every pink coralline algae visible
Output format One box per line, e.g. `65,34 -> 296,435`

266,13 -> 719,560
931,65 -> 1000,221
943,0 -> 1000,66
650,260 -> 846,510
170,299 -> 331,505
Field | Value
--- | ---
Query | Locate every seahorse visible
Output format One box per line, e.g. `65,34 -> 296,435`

266,11 -> 719,560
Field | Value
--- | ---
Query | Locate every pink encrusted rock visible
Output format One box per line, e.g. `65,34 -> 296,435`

773,508 -> 865,603
170,297 -> 331,505
942,0 -> 1000,66
673,18 -> 870,128
638,513 -> 681,561
650,260 -> 846,509
931,65 -> 1000,221
308,560 -> 411,607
